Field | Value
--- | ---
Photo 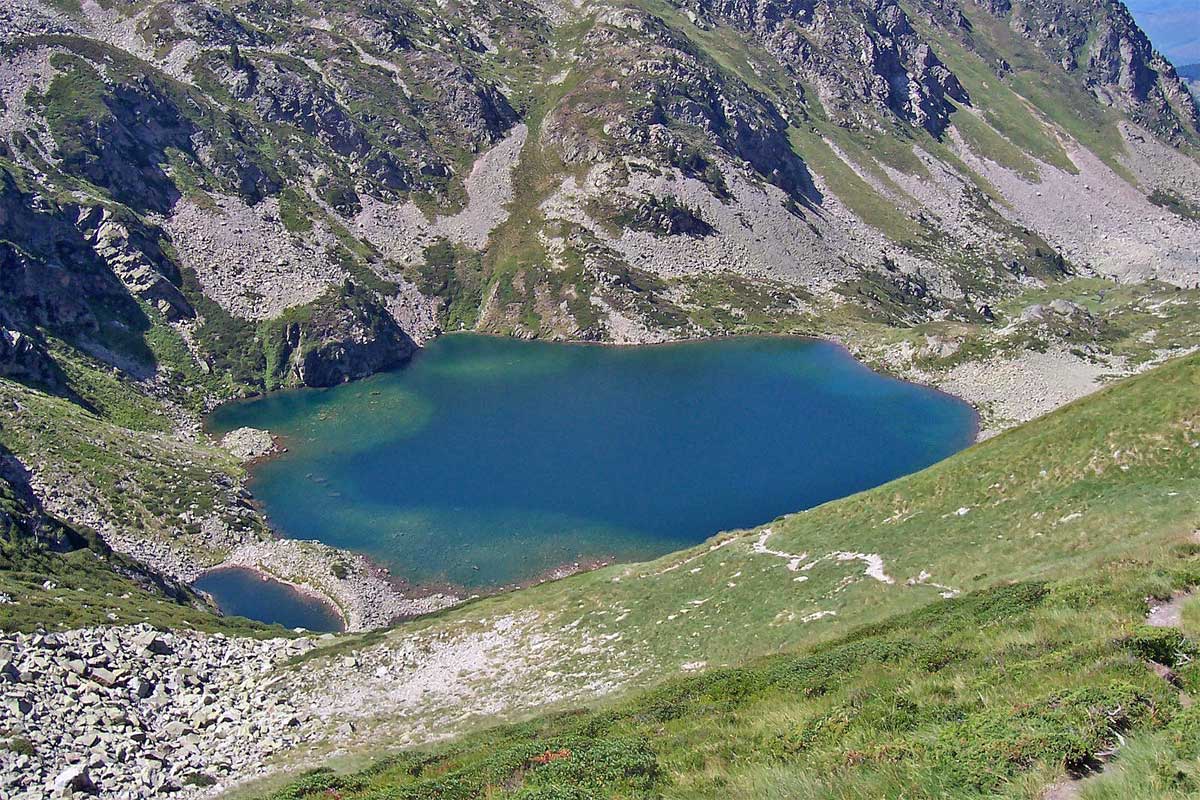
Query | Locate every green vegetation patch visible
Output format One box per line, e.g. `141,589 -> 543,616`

0,463 -> 276,635
1149,189 -> 1200,222
262,562 -> 1199,799
409,239 -> 486,332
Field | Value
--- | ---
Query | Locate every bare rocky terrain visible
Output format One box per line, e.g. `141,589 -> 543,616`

0,625 -> 323,800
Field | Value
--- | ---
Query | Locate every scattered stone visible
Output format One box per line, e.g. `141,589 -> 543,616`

52,764 -> 96,795
0,625 -> 321,800
219,428 -> 278,462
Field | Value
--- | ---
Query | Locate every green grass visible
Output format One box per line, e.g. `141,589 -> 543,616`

951,109 -> 1043,181
680,273 -> 813,334
896,278 -> 1200,377
0,537 -> 283,635
787,127 -> 924,244
252,351 -> 1200,798
261,553 -> 1200,799
409,239 -> 486,331
1149,189 -> 1200,222
32,53 -> 116,178
0,465 -> 279,635
0,376 -> 266,572
1075,705 -> 1200,799
476,20 -> 593,337
45,337 -> 174,432
278,188 -> 315,233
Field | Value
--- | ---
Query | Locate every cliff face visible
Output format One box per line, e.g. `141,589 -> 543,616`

685,0 -> 972,136
970,0 -> 1199,142
272,284 -> 418,389
0,0 -> 1196,392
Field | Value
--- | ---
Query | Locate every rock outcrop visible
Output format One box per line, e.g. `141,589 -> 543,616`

75,208 -> 194,322
0,323 -> 61,390
272,283 -> 418,388
218,428 -> 277,462
690,0 -> 971,136
972,0 -> 1199,142
0,0 -> 1196,374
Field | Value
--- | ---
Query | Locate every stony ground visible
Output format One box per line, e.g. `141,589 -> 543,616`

0,626 -> 323,800
220,539 -> 459,631
4,342 -> 1199,800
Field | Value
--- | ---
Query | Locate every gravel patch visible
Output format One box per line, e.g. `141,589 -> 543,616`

352,123 -> 528,264
950,120 -> 1200,288
219,428 -> 278,462
934,347 -> 1115,438
165,195 -> 348,320
220,539 -> 459,631
540,157 -> 859,290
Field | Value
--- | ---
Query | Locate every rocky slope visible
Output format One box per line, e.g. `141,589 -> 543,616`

0,625 -> 323,798
0,0 -> 1196,377
2,349 -> 1196,800
0,0 -> 1196,383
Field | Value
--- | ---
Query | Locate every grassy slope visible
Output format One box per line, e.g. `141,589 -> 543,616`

0,348 -> 280,633
0,377 -> 265,563
0,523 -> 281,636
260,352 -> 1200,796
253,351 -> 1199,798
265,576 -> 1200,800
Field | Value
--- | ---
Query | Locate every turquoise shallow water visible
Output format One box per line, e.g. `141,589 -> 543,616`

194,567 -> 344,632
208,335 -> 977,590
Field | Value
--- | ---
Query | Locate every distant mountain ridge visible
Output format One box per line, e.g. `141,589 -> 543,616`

1181,63 -> 1200,100
1123,0 -> 1200,64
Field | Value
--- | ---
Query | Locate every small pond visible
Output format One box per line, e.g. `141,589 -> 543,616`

195,567 -> 344,632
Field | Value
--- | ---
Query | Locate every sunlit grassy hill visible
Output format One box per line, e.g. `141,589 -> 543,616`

245,353 -> 1200,799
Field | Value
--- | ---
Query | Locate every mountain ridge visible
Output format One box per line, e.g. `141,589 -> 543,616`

0,0 -> 1198,637
0,0 -> 1197,393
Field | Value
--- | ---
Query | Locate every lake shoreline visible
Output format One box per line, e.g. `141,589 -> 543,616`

206,533 -> 463,632
196,511 -> 625,633
195,565 -> 348,633
197,333 -> 980,631
202,479 -> 628,632
198,417 -> 621,631
206,331 -> 984,446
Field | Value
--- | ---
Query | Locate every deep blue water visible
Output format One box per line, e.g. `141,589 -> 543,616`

195,567 -> 344,632
208,335 -> 976,590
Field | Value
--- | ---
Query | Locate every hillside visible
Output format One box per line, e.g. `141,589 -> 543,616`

257,573 -> 1200,799
0,435 -> 288,635
0,0 -> 1197,623
1,0 -> 1200,796
4,345 -> 1197,798
238,352 -> 1199,797
1,0 -> 1198,381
